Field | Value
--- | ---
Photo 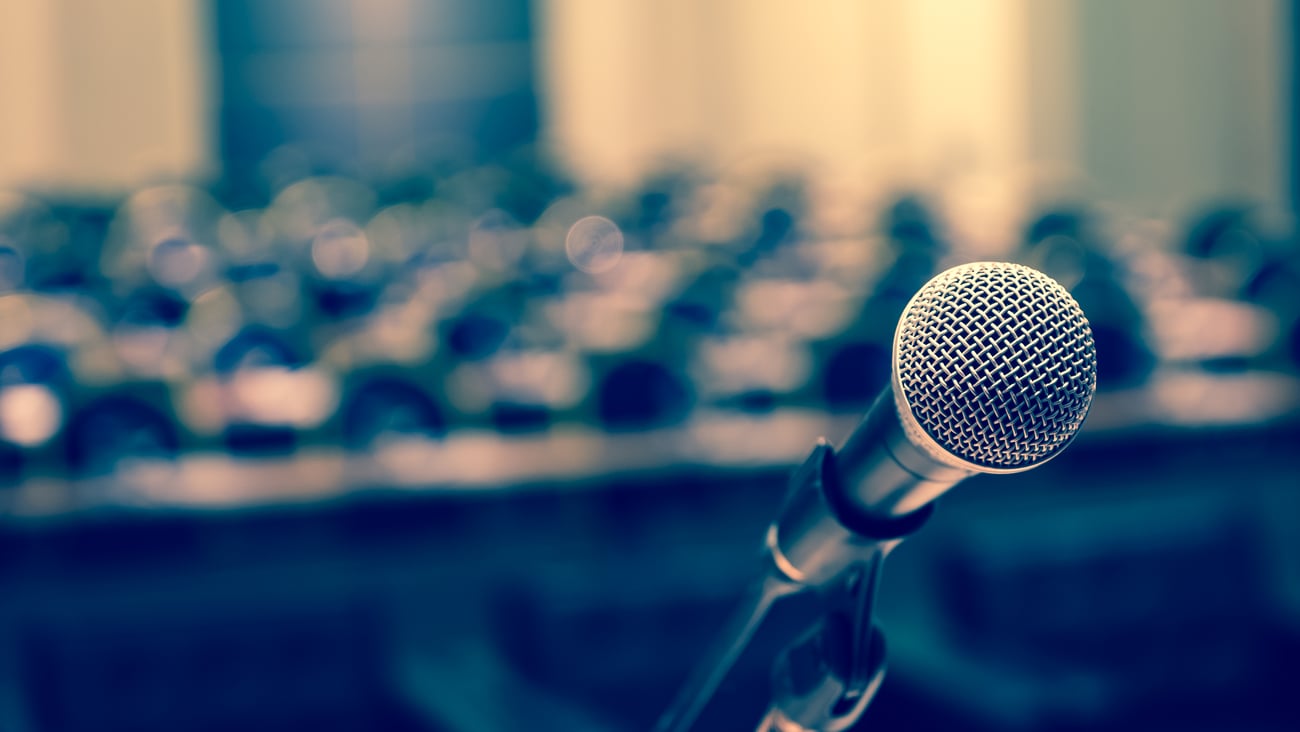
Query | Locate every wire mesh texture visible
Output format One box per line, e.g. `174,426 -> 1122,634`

894,262 -> 1098,471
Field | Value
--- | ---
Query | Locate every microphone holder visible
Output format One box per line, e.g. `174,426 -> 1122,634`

759,558 -> 888,731
654,442 -> 933,732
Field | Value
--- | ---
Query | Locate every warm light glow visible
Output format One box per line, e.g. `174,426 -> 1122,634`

0,0 -> 212,193
0,383 -> 62,447
226,367 -> 339,428
734,278 -> 856,339
546,291 -> 655,353
488,350 -> 591,407
694,335 -> 812,394
538,0 -> 1285,215
1147,297 -> 1279,361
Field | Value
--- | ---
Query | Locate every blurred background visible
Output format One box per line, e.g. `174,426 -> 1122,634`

0,1 -> 1298,730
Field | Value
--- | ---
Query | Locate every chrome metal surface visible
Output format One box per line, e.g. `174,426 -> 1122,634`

893,262 -> 1097,472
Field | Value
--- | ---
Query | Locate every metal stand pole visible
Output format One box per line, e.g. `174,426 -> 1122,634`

654,441 -> 933,732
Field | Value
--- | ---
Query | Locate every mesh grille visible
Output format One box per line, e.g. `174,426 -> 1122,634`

894,262 -> 1096,470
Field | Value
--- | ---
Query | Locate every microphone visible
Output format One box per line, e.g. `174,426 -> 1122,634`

767,261 -> 1098,588
655,262 -> 1098,732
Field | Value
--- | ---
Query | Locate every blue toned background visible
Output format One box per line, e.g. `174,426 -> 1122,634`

0,2 -> 1296,730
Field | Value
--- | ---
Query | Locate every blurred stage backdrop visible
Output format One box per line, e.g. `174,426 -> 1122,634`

1,1 -> 1298,731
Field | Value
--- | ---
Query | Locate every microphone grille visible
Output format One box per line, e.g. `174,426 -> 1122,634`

894,262 -> 1097,472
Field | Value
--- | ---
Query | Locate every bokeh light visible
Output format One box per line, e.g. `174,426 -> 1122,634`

565,215 -> 624,273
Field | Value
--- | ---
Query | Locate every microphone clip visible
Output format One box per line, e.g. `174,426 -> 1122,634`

762,556 -> 889,731
758,440 -> 934,731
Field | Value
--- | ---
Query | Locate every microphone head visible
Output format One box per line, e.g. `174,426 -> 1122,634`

892,261 -> 1097,473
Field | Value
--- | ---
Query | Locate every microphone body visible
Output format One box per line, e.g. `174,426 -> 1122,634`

769,260 -> 1097,589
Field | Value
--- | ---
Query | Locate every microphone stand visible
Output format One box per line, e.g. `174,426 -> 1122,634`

654,441 -> 933,732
